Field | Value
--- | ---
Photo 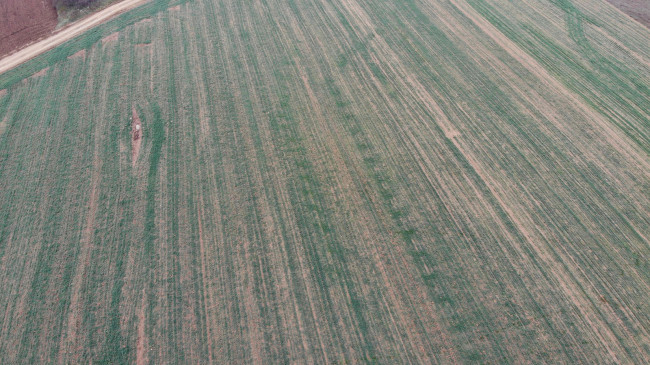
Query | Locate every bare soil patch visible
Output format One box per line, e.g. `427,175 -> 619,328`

0,89 -> 6,98
0,0 -> 58,57
30,67 -> 49,78
131,105 -> 142,167
135,17 -> 152,25
0,117 -> 6,136
101,31 -> 119,44
606,0 -> 650,28
68,49 -> 86,59
136,288 -> 148,365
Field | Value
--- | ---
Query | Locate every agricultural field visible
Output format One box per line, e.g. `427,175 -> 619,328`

0,0 -> 649,363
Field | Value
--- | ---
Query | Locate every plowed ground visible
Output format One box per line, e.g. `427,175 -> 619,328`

606,0 -> 650,27
0,0 -> 58,56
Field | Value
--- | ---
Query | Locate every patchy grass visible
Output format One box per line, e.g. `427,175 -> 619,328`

0,0 -> 648,363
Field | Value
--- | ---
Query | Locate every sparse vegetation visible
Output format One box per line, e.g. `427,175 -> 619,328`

0,0 -> 648,363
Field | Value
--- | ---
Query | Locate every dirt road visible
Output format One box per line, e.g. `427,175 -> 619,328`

0,0 -> 148,75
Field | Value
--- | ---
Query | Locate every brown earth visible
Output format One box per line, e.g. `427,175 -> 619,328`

101,31 -> 119,44
0,0 -> 58,57
68,49 -> 86,59
131,105 -> 142,166
606,0 -> 650,27
30,67 -> 48,78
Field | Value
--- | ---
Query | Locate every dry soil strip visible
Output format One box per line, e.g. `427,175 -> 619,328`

0,0 -> 148,75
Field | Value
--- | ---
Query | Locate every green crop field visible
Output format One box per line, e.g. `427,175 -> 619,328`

0,0 -> 648,363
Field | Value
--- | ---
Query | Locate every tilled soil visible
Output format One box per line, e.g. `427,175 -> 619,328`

0,0 -> 58,57
606,0 -> 650,27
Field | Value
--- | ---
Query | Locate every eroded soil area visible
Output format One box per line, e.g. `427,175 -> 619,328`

131,105 -> 142,167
